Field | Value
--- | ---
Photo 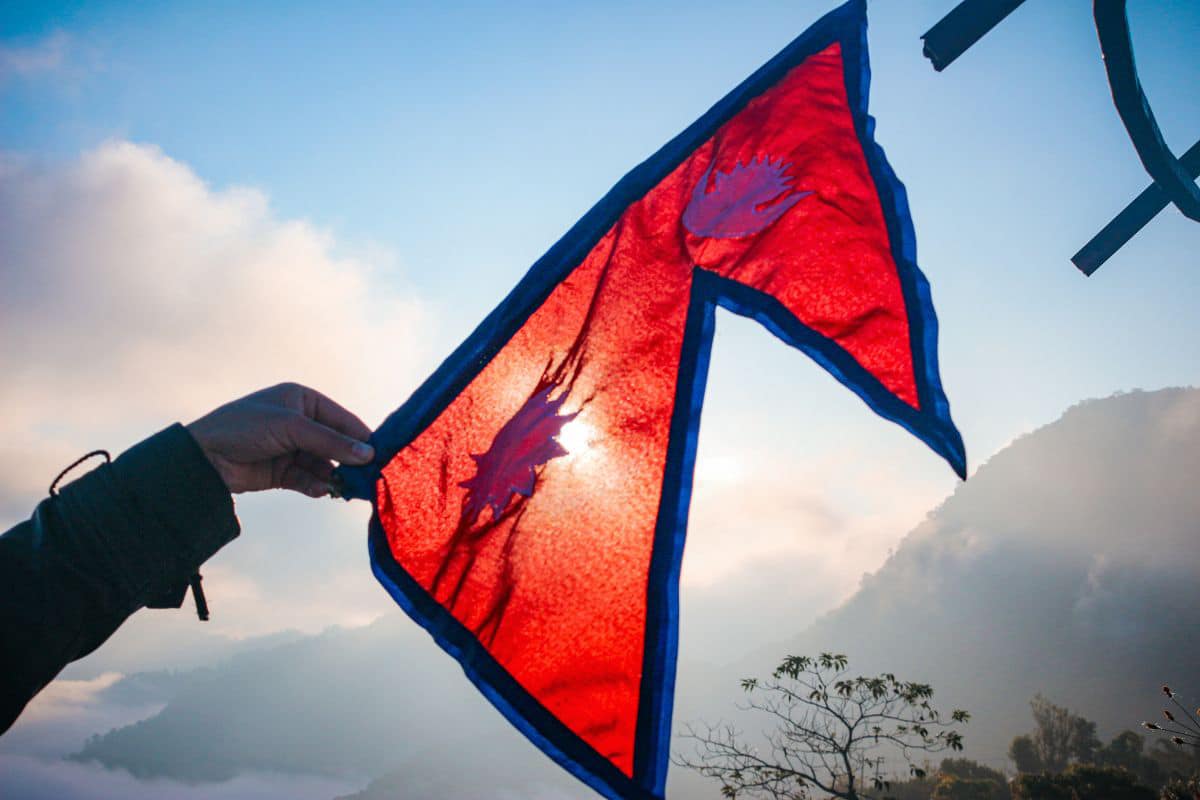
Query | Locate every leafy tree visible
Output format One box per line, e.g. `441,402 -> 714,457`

1008,695 -> 1099,774
1032,695 -> 1100,771
1100,730 -> 1147,768
1149,739 -> 1200,784
938,758 -> 1007,785
931,777 -> 1008,800
933,759 -> 1009,800
1010,765 -> 1154,800
875,773 -> 938,800
1159,771 -> 1200,800
1009,772 -> 1070,800
1066,716 -> 1101,765
676,653 -> 969,800
883,760 -> 1010,800
1008,735 -> 1041,774
1058,765 -> 1154,800
1095,730 -> 1165,788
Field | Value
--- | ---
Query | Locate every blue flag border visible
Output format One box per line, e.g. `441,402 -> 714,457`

342,2 -> 966,797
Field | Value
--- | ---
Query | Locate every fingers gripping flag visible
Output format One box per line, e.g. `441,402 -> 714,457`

337,2 -> 965,798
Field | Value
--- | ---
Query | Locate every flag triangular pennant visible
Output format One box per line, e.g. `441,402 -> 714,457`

339,2 -> 965,797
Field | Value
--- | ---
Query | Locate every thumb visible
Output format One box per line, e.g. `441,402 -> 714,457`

283,413 -> 374,465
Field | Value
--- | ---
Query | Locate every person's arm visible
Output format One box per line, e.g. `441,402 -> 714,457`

0,383 -> 374,734
0,425 -> 238,732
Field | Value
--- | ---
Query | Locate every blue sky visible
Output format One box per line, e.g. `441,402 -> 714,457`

5,0 -> 1196,459
2,0 -> 1198,631
1,4 -> 1198,795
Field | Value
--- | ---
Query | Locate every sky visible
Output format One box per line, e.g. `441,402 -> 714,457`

1,0 -> 1198,794
6,0 -> 1198,445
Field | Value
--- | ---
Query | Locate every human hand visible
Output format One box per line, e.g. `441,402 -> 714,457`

186,383 -> 374,498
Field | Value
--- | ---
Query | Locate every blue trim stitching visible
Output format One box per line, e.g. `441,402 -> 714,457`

338,2 -> 966,798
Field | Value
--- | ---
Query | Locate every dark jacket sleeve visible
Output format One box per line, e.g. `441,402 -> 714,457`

0,423 -> 240,734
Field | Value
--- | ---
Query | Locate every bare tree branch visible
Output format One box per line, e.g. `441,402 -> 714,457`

675,653 -> 970,800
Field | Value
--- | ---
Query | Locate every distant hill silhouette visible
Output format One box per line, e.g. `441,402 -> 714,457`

754,387 -> 1200,766
74,388 -> 1200,793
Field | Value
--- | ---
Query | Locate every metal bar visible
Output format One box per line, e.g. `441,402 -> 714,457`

1072,137 -> 1200,276
921,0 -> 1029,71
1094,0 -> 1200,221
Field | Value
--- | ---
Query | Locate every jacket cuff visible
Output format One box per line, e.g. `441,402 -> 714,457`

109,424 -> 240,607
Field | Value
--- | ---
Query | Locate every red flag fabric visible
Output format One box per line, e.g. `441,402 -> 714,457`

338,3 -> 965,798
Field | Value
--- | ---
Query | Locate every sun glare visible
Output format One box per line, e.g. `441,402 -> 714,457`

557,418 -> 595,461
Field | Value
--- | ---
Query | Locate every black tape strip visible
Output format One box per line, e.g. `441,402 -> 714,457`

921,0 -> 1028,71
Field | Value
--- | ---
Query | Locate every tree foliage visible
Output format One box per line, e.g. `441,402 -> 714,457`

931,759 -> 1009,800
1007,735 -> 1041,775
1009,764 -> 1154,800
938,758 -> 1007,785
882,760 -> 1010,800
676,653 -> 969,800
1093,729 -> 1166,787
930,775 -> 1004,800
1159,771 -> 1200,800
1006,690 -> 1200,793
1007,695 -> 1100,774
1147,739 -> 1200,784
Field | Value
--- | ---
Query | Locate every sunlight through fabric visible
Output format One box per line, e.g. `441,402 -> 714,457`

338,3 -> 965,798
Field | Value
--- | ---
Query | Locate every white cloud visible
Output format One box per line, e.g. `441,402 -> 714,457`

16,673 -> 125,723
0,141 -> 431,642
0,141 -> 428,506
0,32 -> 70,82
0,672 -> 167,761
0,756 -> 362,800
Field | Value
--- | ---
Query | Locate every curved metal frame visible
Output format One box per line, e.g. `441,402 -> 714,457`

1094,0 -> 1200,221
921,0 -> 1199,272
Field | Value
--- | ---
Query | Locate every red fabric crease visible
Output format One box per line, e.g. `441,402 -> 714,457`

377,42 -> 918,776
